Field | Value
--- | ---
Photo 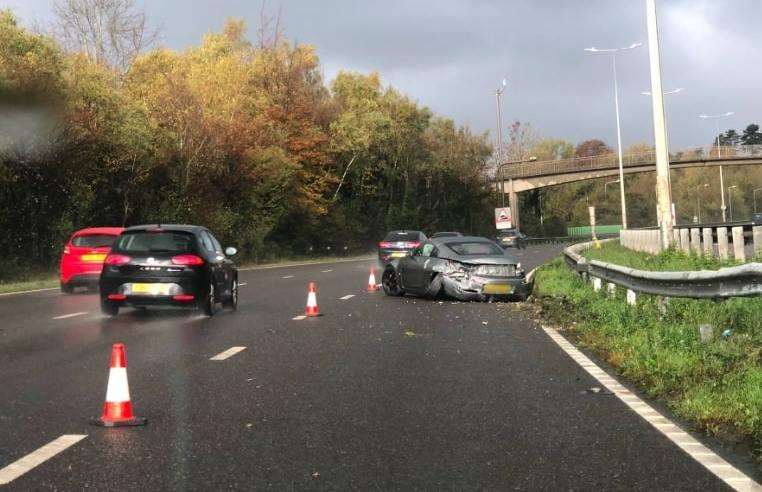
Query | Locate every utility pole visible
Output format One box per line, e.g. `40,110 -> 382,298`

646,0 -> 674,249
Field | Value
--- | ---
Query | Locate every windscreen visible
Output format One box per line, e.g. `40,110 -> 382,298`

447,241 -> 503,256
384,231 -> 421,241
71,234 -> 118,248
113,231 -> 196,253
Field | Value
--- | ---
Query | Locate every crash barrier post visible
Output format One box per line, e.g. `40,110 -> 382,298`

690,228 -> 701,255
755,226 -> 762,257
702,228 -> 713,256
592,277 -> 602,291
732,226 -> 746,263
607,282 -> 616,297
91,343 -> 146,427
626,289 -> 637,306
679,229 -> 690,254
672,229 -> 681,250
717,228 -> 729,260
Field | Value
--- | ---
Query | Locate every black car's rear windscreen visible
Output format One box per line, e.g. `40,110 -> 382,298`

113,231 -> 196,254
384,231 -> 421,241
447,242 -> 503,256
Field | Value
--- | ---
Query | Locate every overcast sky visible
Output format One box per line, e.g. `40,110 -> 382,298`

5,0 -> 760,150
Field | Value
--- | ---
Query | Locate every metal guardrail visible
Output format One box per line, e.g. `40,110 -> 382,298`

562,239 -> 762,299
500,144 -> 762,180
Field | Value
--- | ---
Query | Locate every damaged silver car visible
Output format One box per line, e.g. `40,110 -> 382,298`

381,236 -> 528,301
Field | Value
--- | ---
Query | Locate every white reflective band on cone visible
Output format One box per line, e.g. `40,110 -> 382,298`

307,292 -> 317,307
105,367 -> 131,403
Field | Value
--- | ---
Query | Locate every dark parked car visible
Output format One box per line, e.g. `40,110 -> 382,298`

377,230 -> 427,264
99,225 -> 238,317
381,235 -> 527,301
431,231 -> 463,238
753,212 -> 762,226
496,228 -> 527,249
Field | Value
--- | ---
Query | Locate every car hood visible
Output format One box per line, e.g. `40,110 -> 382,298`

450,255 -> 518,266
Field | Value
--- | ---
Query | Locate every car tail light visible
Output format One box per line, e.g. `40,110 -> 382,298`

104,254 -> 131,266
171,254 -> 205,266
107,294 -> 126,301
378,241 -> 393,248
172,294 -> 195,302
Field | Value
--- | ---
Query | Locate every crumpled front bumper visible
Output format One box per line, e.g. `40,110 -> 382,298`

440,274 -> 528,301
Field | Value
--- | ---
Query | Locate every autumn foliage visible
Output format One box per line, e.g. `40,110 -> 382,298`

0,13 -> 492,277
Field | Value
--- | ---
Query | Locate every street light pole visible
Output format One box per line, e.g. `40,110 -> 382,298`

585,43 -> 641,230
699,112 -> 734,222
604,179 -> 620,200
495,79 -> 507,207
646,0 -> 674,248
728,185 -> 738,221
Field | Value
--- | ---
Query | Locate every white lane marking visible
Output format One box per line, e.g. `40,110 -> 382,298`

52,311 -> 88,320
0,434 -> 87,485
282,275 -> 295,279
209,346 -> 247,361
292,315 -> 306,320
238,256 -> 374,271
321,269 -> 333,273
542,327 -> 760,492
239,282 -> 248,286
0,287 -> 58,298
339,294 -> 355,300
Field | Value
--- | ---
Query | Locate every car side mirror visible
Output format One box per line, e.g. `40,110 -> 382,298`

225,247 -> 238,256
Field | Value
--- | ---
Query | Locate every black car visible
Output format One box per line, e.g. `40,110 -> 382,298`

496,228 -> 527,249
99,225 -> 238,317
381,236 -> 527,301
431,231 -> 464,238
377,230 -> 427,264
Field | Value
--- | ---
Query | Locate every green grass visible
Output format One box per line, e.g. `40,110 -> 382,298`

0,275 -> 58,294
583,242 -> 749,271
534,257 -> 762,459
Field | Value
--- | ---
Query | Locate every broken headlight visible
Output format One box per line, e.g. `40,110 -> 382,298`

472,265 -> 517,277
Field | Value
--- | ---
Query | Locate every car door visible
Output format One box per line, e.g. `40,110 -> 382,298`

405,242 -> 435,293
207,231 -> 235,299
199,230 -> 226,297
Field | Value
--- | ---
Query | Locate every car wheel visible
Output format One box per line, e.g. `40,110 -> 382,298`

100,299 -> 119,317
423,273 -> 443,298
203,282 -> 216,317
224,278 -> 238,311
60,281 -> 74,294
382,268 -> 405,297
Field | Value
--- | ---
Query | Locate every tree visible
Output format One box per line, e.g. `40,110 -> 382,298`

52,0 -> 159,72
741,124 -> 762,146
575,139 -> 611,158
719,129 -> 741,147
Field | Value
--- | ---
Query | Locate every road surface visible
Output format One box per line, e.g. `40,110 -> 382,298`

0,244 -> 755,490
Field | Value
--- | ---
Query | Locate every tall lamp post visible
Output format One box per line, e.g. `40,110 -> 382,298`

698,111 -> 735,222
754,187 -> 762,213
494,78 -> 507,203
695,183 -> 709,223
727,185 -> 738,221
585,42 -> 642,230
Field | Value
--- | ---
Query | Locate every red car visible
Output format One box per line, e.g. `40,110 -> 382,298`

60,227 -> 124,293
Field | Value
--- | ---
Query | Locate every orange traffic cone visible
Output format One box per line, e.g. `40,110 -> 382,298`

305,282 -> 320,317
91,343 -> 147,427
366,267 -> 378,292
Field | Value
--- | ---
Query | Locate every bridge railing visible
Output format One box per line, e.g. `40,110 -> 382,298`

500,145 -> 762,179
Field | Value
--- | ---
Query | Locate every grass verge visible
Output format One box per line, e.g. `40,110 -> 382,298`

0,275 -> 58,294
582,241 -> 752,270
533,256 -> 762,461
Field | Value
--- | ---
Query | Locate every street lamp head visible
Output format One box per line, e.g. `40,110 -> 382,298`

584,47 -> 599,52
626,42 -> 643,49
641,91 -> 652,96
502,78 -> 507,88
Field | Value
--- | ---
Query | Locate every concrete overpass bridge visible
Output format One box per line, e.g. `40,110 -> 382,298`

494,145 -> 762,229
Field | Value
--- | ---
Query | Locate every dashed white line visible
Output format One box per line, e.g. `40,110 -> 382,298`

542,326 -> 760,492
321,269 -> 333,273
239,282 -> 248,286
339,294 -> 355,300
282,275 -> 295,279
52,311 -> 88,320
0,434 -> 87,485
209,346 -> 247,361
292,315 -> 306,320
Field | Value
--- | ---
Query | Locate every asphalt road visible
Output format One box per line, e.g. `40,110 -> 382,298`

0,244 -> 748,490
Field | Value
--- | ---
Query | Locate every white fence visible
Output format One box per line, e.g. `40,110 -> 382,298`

620,226 -> 762,262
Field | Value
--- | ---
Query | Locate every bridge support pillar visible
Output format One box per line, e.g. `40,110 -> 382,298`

508,179 -> 520,230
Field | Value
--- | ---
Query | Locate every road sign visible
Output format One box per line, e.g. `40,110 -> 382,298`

495,207 -> 512,229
